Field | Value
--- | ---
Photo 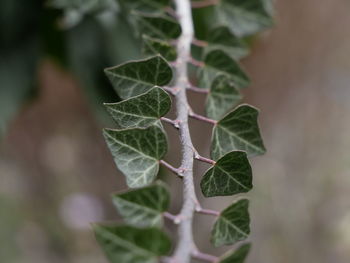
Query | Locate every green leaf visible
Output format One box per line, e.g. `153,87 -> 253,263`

133,12 -> 181,40
214,0 -> 273,37
205,26 -> 249,60
199,50 -> 250,90
211,104 -> 266,160
211,199 -> 250,247
104,55 -> 172,99
104,87 -> 171,129
142,35 -> 177,61
201,151 -> 252,197
219,243 -> 251,263
119,0 -> 170,13
206,76 -> 242,120
103,126 -> 167,188
112,182 -> 170,227
93,224 -> 171,263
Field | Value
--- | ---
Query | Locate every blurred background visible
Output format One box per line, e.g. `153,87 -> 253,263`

1,0 -> 350,262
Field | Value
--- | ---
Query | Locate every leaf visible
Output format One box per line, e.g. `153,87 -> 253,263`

199,50 -> 250,90
211,199 -> 250,247
93,224 -> 171,263
104,55 -> 172,99
112,182 -> 170,227
142,35 -> 177,61
201,151 -> 252,197
214,0 -> 273,37
206,75 -> 242,120
119,0 -> 170,13
205,26 -> 249,60
219,243 -> 251,263
211,104 -> 266,160
103,126 -> 167,188
133,12 -> 181,40
104,87 -> 171,129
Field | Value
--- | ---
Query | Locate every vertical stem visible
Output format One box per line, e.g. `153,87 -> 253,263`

171,0 -> 198,262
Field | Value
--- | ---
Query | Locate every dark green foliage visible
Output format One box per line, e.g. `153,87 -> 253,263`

88,0 -> 273,262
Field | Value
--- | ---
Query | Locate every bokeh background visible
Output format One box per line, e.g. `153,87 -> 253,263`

1,0 -> 350,262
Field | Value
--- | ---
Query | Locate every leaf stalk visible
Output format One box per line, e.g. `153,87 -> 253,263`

160,160 -> 184,176
191,0 -> 220,8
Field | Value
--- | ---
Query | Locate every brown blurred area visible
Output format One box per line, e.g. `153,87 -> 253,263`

1,0 -> 350,263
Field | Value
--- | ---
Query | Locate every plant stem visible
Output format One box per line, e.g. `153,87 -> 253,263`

171,0 -> 199,262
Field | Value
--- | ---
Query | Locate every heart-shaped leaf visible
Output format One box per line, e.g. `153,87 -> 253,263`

142,35 -> 177,61
119,0 -> 170,13
211,104 -> 266,160
104,87 -> 171,129
105,55 -> 172,99
201,151 -> 252,197
205,26 -> 249,60
103,125 -> 167,188
199,50 -> 249,90
213,0 -> 273,37
112,181 -> 170,227
211,199 -> 250,247
93,224 -> 171,263
206,75 -> 242,120
219,243 -> 251,263
133,12 -> 181,40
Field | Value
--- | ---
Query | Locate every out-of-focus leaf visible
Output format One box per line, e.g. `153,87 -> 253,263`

211,104 -> 266,160
199,50 -> 249,90
93,224 -> 171,263
201,151 -> 252,197
112,181 -> 170,227
104,87 -> 171,129
103,126 -> 168,188
0,40 -> 39,137
206,75 -> 242,120
50,0 -> 118,28
105,55 -> 173,99
213,0 -> 273,37
211,199 -> 250,247
205,26 -> 249,60
132,12 -> 181,40
219,243 -> 251,263
142,35 -> 177,61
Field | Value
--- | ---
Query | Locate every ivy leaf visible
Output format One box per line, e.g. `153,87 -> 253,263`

211,104 -> 266,160
205,26 -> 249,60
201,151 -> 252,197
206,76 -> 242,120
104,55 -> 172,99
211,199 -> 250,247
214,0 -> 273,37
93,224 -> 171,263
119,0 -> 170,13
219,243 -> 251,263
112,182 -> 170,227
104,87 -> 171,129
103,126 -> 167,188
133,12 -> 181,40
199,50 -> 250,90
142,35 -> 177,61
